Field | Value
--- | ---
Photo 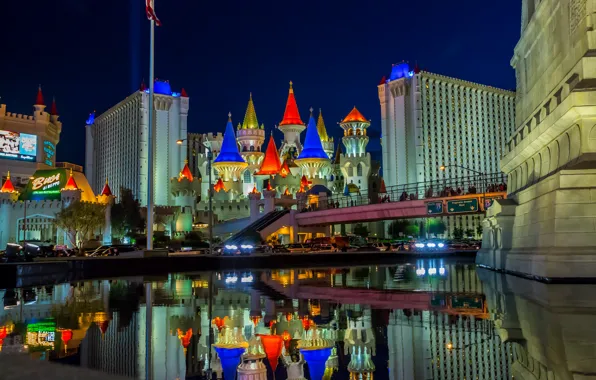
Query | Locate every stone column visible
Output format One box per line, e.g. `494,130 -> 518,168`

248,192 -> 262,222
262,189 -> 277,213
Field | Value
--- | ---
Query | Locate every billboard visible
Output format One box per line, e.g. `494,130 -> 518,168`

0,130 -> 37,162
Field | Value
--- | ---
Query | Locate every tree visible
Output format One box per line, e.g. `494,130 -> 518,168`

476,224 -> 483,238
388,220 -> 410,239
404,224 -> 420,237
428,219 -> 447,237
55,202 -> 106,253
111,188 -> 142,238
353,223 -> 369,238
465,229 -> 475,238
453,227 -> 464,240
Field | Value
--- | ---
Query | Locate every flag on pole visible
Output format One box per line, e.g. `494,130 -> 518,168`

145,0 -> 161,26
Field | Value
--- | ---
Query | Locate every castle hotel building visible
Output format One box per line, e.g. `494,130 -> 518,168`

85,81 -> 189,206
378,62 -> 515,187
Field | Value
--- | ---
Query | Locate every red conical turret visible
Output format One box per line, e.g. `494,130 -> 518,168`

140,80 -> 146,91
342,107 -> 369,123
62,169 -> 79,191
279,81 -> 304,126
1,172 -> 16,193
180,88 -> 188,97
100,178 -> 113,196
255,135 -> 282,175
35,85 -> 44,106
50,97 -> 58,115
414,63 -> 421,74
178,160 -> 194,182
213,178 -> 226,192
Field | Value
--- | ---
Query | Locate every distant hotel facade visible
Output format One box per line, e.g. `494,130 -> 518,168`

378,62 -> 516,187
85,81 -> 189,206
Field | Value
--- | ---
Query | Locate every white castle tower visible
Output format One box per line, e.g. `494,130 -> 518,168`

278,82 -> 306,159
237,93 -> 265,183
340,107 -> 372,191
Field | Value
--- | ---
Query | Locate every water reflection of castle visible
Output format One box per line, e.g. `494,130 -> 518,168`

5,261 -> 588,379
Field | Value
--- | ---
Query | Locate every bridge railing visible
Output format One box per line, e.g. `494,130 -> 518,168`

298,172 -> 507,212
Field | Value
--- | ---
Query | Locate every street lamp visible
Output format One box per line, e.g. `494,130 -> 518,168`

22,176 -> 34,244
177,138 -> 214,255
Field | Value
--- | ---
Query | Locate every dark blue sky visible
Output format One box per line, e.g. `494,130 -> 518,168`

0,0 -> 520,166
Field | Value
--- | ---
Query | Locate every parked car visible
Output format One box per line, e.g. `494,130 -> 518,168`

285,243 -> 308,253
354,244 -> 380,252
311,243 -> 337,252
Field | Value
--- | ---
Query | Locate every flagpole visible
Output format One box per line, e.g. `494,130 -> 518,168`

147,18 -> 155,251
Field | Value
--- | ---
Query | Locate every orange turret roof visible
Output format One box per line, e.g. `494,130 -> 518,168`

100,178 -> 113,196
279,160 -> 290,178
283,187 -> 291,196
250,185 -> 259,194
178,161 -> 194,182
255,135 -> 282,175
181,88 -> 188,97
62,169 -> 79,191
214,178 -> 226,192
279,81 -> 304,126
266,180 -> 273,191
342,106 -> 368,123
1,172 -> 16,193
300,175 -> 312,189
379,178 -> 387,193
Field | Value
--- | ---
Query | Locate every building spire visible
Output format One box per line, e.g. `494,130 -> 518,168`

178,161 -> 194,182
255,135 -> 282,175
213,114 -> 246,164
62,168 -> 79,191
1,171 -> 16,193
342,106 -> 369,123
180,88 -> 188,97
101,178 -> 113,196
241,92 -> 259,130
296,113 -> 328,160
35,85 -> 44,106
316,108 -> 330,142
50,97 -> 58,115
279,81 -> 304,126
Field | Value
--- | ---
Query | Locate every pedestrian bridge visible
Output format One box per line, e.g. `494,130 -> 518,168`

295,191 -> 507,227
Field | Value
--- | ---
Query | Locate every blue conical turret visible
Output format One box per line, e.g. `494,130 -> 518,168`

214,113 -> 245,163
297,110 -> 328,160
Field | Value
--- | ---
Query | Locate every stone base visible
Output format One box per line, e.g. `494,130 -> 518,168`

478,169 -> 596,280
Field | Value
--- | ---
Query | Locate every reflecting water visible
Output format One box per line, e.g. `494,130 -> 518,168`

1,259 -> 594,379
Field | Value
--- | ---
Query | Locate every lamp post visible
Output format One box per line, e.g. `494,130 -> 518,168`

22,176 -> 34,244
177,139 -> 214,255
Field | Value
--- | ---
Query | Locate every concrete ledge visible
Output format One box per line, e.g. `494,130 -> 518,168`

0,354 -> 128,379
143,249 -> 169,258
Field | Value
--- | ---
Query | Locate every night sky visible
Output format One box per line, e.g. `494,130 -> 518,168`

0,0 -> 520,167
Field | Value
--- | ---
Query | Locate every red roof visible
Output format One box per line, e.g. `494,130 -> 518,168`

279,81 -> 304,126
255,136 -> 282,175
283,188 -> 291,196
414,63 -> 421,74
379,178 -> 387,193
250,185 -> 259,194
181,88 -> 188,97
98,320 -> 110,335
214,178 -> 226,192
300,175 -> 312,188
140,80 -> 146,91
178,162 -> 194,182
378,76 -> 387,85
62,170 -> 79,191
50,97 -> 58,115
279,160 -> 290,178
1,172 -> 15,193
342,106 -> 368,123
100,179 -> 113,196
35,86 -> 44,106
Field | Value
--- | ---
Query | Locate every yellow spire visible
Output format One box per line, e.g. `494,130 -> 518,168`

317,108 -> 330,142
241,92 -> 259,130
6,171 -> 10,179
289,81 -> 294,93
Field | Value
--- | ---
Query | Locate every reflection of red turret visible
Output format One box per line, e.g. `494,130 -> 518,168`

177,328 -> 193,353
62,169 -> 79,191
1,172 -> 16,193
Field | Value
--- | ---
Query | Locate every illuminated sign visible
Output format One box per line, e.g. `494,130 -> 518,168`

0,130 -> 37,162
43,141 -> 55,166
26,320 -> 56,350
20,169 -> 67,201
32,173 -> 61,191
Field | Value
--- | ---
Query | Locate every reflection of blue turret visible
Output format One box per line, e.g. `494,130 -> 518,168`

295,109 -> 330,179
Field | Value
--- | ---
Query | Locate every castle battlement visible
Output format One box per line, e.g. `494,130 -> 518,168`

203,132 -> 224,140
4,112 -> 36,121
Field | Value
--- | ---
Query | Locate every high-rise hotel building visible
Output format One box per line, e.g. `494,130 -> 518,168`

378,62 -> 516,188
85,80 -> 189,206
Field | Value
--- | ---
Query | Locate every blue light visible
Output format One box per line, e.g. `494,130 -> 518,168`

213,118 -> 246,163
300,348 -> 332,380
86,112 -> 95,125
153,80 -> 172,95
389,62 -> 410,80
214,347 -> 245,380
297,115 -> 328,160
